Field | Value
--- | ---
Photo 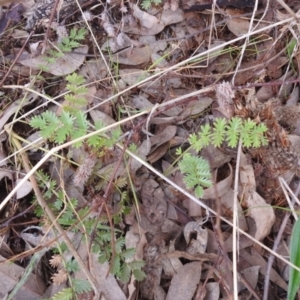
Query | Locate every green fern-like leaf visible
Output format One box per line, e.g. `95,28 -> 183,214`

71,278 -> 92,294
71,111 -> 88,147
141,0 -> 152,9
251,123 -> 268,147
210,118 -> 227,147
69,28 -> 87,40
120,248 -> 135,259
133,269 -> 147,281
111,255 -> 121,275
115,237 -> 125,253
180,116 -> 268,197
239,118 -> 256,148
30,111 -> 60,140
198,124 -> 211,148
178,154 -> 212,198
119,264 -> 131,282
66,259 -> 80,273
189,124 -> 211,152
55,111 -> 73,143
128,260 -> 146,270
52,288 -> 73,300
66,73 -> 85,85
226,117 -> 242,147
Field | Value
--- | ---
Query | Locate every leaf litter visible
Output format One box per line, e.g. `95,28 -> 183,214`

1,0 -> 300,299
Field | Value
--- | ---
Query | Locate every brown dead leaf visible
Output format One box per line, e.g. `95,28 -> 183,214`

0,91 -> 39,131
51,269 -> 68,285
148,144 -> 170,164
0,254 -> 45,299
245,191 -> 275,241
240,248 -> 287,291
129,139 -> 151,173
204,282 -> 220,300
123,4 -> 184,35
78,60 -> 108,82
202,163 -> 233,200
179,97 -> 213,120
166,262 -> 202,300
110,46 -> 151,65
49,255 -> 62,268
148,125 -> 177,163
19,45 -> 88,76
220,188 -> 248,231
184,221 -> 208,255
239,153 -> 275,241
15,178 -> 32,199
238,266 -> 260,292
227,18 -> 251,36
141,179 -> 167,226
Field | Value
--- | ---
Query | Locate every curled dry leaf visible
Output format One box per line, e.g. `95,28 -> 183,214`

51,269 -> 68,285
148,125 -> 177,163
15,178 -> 33,199
123,4 -> 184,35
179,97 -> 214,119
0,143 -> 7,167
184,221 -> 208,255
19,45 -> 88,76
202,163 -> 233,200
129,139 -> 151,173
226,18 -> 251,36
0,91 -> 39,131
0,169 -> 12,180
49,255 -> 62,268
239,152 -> 275,241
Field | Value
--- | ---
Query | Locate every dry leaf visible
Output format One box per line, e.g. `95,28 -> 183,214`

238,266 -> 260,292
202,163 -> 233,200
130,139 -> 151,173
166,262 -> 202,300
204,282 -> 220,300
184,221 -> 208,255
123,4 -> 184,36
227,18 -> 250,36
240,248 -> 287,291
19,45 -> 88,76
51,269 -> 68,285
49,255 -> 62,268
110,46 -> 151,65
0,254 -> 45,299
15,178 -> 33,199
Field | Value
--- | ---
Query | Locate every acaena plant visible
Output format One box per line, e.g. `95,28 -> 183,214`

177,117 -> 268,197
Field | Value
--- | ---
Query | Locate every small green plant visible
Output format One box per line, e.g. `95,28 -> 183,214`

177,117 -> 268,197
30,71 -> 146,297
141,0 -> 162,10
47,27 -> 87,62
287,217 -> 300,300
